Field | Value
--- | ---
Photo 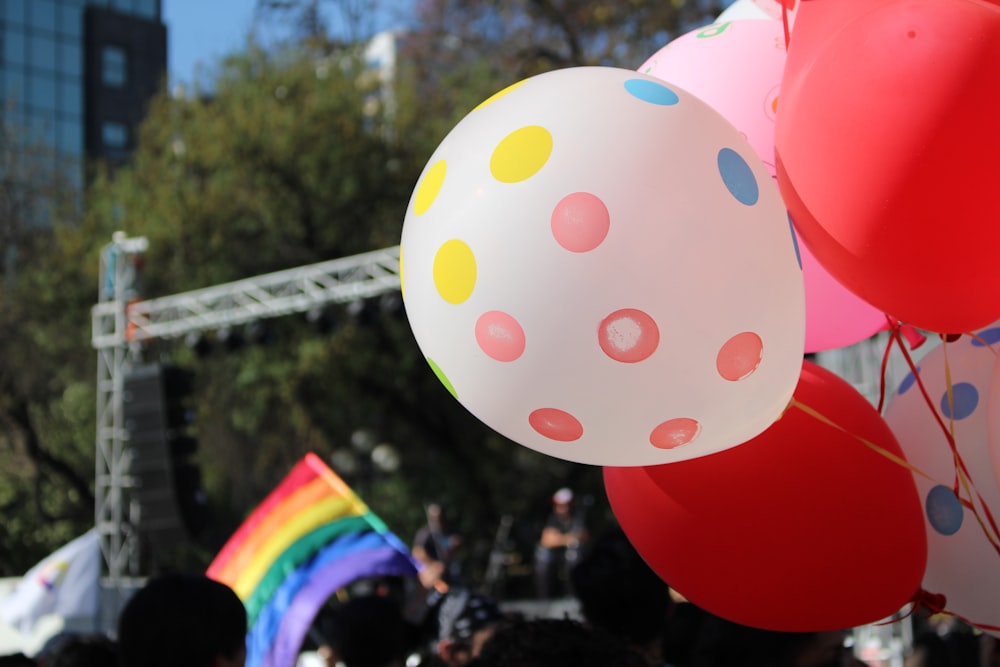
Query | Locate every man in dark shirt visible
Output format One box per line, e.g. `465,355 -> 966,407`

534,488 -> 588,599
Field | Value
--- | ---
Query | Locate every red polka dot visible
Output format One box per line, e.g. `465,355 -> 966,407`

717,332 -> 764,381
550,192 -> 611,253
650,418 -> 701,449
599,309 -> 659,363
529,408 -> 583,442
475,311 -> 526,362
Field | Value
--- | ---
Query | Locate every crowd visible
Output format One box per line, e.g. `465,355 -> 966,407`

1,487 -> 994,667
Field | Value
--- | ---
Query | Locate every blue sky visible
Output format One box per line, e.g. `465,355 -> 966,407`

162,1 -> 415,88
163,1 -> 259,88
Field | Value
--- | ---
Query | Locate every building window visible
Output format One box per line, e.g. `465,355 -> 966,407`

102,44 -> 127,88
102,121 -> 128,149
134,0 -> 158,20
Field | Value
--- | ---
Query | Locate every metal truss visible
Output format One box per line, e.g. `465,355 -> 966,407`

91,234 -> 401,610
92,244 -> 402,348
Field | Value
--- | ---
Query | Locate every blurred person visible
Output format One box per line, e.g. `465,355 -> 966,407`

690,616 -> 868,667
534,488 -> 588,599
904,631 -> 951,667
570,526 -> 674,666
327,594 -> 419,667
467,617 -> 646,667
432,588 -> 508,667
117,572 -> 247,667
0,654 -> 35,667
981,633 -> 1000,667
41,633 -> 116,667
413,503 -> 463,590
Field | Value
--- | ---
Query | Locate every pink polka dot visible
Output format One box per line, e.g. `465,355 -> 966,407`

599,309 -> 659,363
475,311 -> 526,362
529,408 -> 583,442
650,418 -> 702,449
717,332 -> 764,381
550,192 -> 610,253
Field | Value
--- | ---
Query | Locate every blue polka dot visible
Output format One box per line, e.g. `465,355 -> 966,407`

939,382 -> 978,420
926,485 -> 963,536
971,327 -> 1000,347
718,148 -> 759,206
898,368 -> 920,395
788,214 -> 802,270
624,79 -> 679,106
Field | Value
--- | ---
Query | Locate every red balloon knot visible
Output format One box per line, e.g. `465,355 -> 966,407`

914,589 -> 948,614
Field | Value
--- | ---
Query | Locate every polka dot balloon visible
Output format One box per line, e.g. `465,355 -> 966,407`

400,66 -> 805,466
885,326 -> 1000,632
639,18 -> 886,354
982,328 -> 1000,501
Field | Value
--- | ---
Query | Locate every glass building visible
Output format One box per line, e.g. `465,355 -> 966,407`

0,0 -> 166,189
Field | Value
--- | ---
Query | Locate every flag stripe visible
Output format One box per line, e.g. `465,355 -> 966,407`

233,495 -> 362,598
244,514 -> 371,623
206,458 -> 318,579
265,546 -> 417,667
247,532 -> 387,667
207,453 -> 419,667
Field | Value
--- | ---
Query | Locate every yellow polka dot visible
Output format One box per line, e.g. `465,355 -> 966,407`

433,240 -> 477,304
473,79 -> 528,112
414,160 -> 446,216
490,126 -> 553,183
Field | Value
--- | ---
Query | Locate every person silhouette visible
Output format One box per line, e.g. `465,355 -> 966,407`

413,503 -> 463,591
534,488 -> 588,599
117,573 -> 247,667
570,526 -> 674,666
325,594 -> 418,667
467,617 -> 646,667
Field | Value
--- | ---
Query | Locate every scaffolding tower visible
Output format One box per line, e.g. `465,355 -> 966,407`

91,232 -> 401,622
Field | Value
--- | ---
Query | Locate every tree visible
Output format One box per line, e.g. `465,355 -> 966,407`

0,119 -> 96,574
2,0 -> 724,580
79,37 -> 615,577
396,0 -> 722,150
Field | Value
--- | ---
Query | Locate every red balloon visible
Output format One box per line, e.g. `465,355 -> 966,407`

604,360 -> 926,631
775,0 -> 1000,334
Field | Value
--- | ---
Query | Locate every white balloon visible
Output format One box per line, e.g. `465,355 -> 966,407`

885,326 -> 1000,632
983,329 -> 1000,500
400,67 -> 805,466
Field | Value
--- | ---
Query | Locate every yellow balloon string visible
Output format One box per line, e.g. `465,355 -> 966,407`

787,397 -> 933,483
883,322 -> 1000,555
814,322 -> 1000,632
882,319 -> 1000,555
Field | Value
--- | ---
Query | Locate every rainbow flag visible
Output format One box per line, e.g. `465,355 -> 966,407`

207,452 -> 420,667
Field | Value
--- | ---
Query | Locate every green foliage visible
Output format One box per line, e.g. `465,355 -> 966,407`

0,126 -> 96,574
0,0 -> 715,583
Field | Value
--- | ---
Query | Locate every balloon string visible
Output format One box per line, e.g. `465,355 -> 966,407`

876,328 -> 893,414
884,321 -> 1000,554
787,397 -> 933,483
878,318 -> 926,414
936,336 -> 1000,553
954,332 -> 1000,547
781,1 -> 791,49
799,336 -> 1000,633
900,589 -> 1000,634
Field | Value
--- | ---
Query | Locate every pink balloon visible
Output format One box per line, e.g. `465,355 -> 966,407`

639,19 -> 886,353
797,241 -> 889,352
